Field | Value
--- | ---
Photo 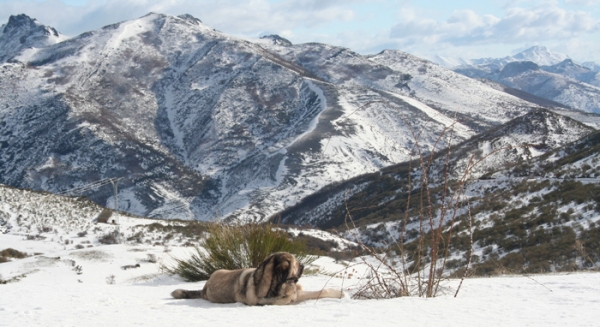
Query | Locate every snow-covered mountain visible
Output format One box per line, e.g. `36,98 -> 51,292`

0,13 -> 591,222
274,109 -> 600,277
436,46 -> 570,69
0,14 -> 67,63
543,59 -> 599,86
511,45 -> 570,66
276,108 -> 595,227
451,46 -> 600,113
582,61 -> 600,72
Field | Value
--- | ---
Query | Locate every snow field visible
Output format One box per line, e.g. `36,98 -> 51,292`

1,239 -> 599,327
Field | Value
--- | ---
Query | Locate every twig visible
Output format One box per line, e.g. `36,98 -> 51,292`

522,273 -> 553,292
454,179 -> 475,298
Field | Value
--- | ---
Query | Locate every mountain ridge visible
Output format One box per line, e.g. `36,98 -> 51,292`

450,46 -> 600,113
0,13 -> 596,222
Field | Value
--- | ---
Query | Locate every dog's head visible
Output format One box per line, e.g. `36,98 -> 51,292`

254,252 -> 304,299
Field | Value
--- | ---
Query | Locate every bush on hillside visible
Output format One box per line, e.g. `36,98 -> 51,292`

0,248 -> 28,263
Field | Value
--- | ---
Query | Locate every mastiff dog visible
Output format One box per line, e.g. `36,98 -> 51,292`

171,252 -> 343,305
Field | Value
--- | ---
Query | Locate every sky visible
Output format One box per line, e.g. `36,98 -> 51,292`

1,0 -> 599,63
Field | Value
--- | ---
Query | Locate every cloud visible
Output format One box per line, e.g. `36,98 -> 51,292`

565,0 -> 600,5
2,0 -> 599,62
198,0 -> 357,34
0,0 -> 363,38
390,4 -> 600,46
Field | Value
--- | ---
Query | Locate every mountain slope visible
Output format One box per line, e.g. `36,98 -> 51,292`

0,13 -> 574,222
443,45 -> 569,69
275,109 -> 595,228
264,46 -> 540,132
274,111 -> 600,275
542,59 -> 599,86
452,46 -> 600,113
512,45 -> 570,66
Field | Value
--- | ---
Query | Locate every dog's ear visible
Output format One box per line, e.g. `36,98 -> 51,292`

274,257 -> 290,280
254,254 -> 276,298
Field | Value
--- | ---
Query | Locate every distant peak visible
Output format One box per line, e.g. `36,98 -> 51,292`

177,14 -> 203,25
2,13 -> 60,38
260,34 -> 292,46
525,45 -> 548,52
513,45 -> 569,66
582,61 -> 600,72
141,12 -> 166,19
4,14 -> 38,32
558,58 -> 574,65
516,45 -> 552,57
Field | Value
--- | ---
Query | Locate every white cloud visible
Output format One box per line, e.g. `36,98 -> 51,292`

0,0 -> 363,38
565,0 -> 600,5
390,4 -> 600,46
1,0 -> 599,62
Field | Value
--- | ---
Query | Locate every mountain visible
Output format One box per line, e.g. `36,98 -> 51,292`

0,13 -> 590,222
542,59 -> 598,86
1,14 -> 599,279
0,14 -> 66,63
582,61 -> 600,72
433,46 -> 569,69
512,45 -> 570,66
455,60 -> 600,113
274,109 -> 600,274
451,46 -> 600,113
431,55 -> 471,68
362,50 -> 538,128
274,108 -> 595,228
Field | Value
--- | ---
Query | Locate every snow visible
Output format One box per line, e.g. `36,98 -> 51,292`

367,50 -> 539,126
384,91 -> 473,139
304,80 -> 327,133
1,236 -> 599,327
1,182 -> 599,327
5,12 -> 598,223
513,46 -> 570,67
104,15 -> 155,52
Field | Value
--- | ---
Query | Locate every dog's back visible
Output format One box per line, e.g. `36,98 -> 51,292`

170,252 -> 342,305
171,268 -> 251,303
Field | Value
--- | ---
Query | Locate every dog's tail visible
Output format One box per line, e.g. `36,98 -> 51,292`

171,289 -> 206,299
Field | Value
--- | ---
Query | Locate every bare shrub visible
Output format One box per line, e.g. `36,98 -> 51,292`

339,102 -> 512,298
98,230 -> 121,244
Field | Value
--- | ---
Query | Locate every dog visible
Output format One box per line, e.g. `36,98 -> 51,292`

171,252 -> 343,305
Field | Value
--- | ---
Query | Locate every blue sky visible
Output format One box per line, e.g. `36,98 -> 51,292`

1,0 -> 599,62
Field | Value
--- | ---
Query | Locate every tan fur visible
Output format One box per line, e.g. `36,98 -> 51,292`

171,252 -> 343,305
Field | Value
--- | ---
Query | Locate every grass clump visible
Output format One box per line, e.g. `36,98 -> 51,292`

166,223 -> 316,281
0,248 -> 28,263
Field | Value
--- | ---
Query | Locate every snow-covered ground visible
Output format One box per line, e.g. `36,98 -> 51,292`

1,235 -> 598,327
